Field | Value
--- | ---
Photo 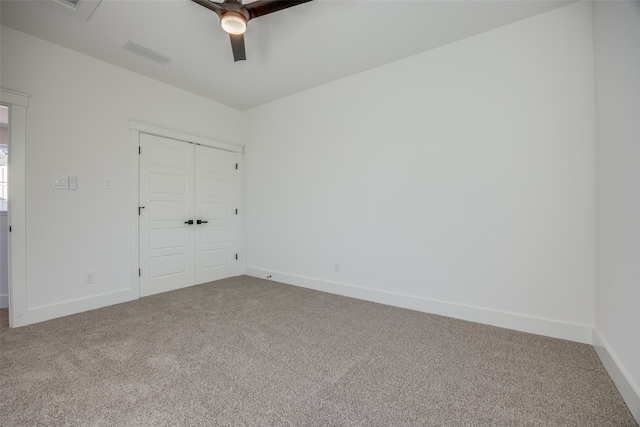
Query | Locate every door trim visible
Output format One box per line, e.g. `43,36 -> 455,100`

1,88 -> 30,327
129,119 -> 243,152
129,119 -> 244,297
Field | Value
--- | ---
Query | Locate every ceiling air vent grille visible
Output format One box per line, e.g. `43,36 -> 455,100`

123,41 -> 172,65
45,0 -> 102,21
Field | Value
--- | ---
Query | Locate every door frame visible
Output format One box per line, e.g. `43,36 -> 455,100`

1,88 -> 30,327
129,120 -> 244,297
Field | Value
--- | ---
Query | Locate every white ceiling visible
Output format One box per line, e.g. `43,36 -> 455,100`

1,0 -> 574,110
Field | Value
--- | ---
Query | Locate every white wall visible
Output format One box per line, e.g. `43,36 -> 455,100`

244,2 -> 596,343
593,1 -> 640,420
0,25 -> 244,324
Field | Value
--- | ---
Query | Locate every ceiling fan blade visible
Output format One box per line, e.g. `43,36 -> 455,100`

191,0 -> 224,15
229,34 -> 246,61
245,0 -> 313,20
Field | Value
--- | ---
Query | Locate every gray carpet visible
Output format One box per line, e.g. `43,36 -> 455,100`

0,276 -> 636,426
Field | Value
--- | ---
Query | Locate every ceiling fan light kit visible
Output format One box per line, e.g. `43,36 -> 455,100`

220,11 -> 247,35
192,0 -> 313,61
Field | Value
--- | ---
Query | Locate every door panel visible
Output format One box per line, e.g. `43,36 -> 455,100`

150,200 -> 188,221
202,249 -> 229,268
203,178 -> 230,197
139,134 -> 240,297
150,254 -> 187,278
203,202 -> 229,220
194,145 -> 239,284
150,227 -> 185,250
203,226 -> 229,244
139,133 -> 195,297
150,172 -> 186,194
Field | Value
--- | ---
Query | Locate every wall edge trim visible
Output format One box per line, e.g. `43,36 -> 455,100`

244,267 -> 593,344
592,329 -> 640,423
11,288 -> 138,327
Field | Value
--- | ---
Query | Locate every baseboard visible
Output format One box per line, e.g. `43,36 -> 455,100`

0,293 -> 7,309
593,329 -> 640,423
243,267 -> 593,344
10,288 -> 138,327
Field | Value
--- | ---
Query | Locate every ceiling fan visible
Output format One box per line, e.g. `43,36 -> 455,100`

191,0 -> 313,62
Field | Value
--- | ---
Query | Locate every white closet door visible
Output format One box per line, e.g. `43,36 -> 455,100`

194,145 -> 240,284
139,133 -> 195,297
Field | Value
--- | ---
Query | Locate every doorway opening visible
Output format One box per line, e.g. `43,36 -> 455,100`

1,105 -> 8,310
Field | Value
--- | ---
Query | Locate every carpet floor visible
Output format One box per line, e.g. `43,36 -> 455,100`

1,275 -> 636,426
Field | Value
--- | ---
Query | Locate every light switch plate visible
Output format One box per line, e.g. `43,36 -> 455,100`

68,176 -> 77,190
52,176 -> 68,189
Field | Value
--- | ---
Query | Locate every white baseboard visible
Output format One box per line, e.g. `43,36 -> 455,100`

593,329 -> 640,424
0,293 -> 7,309
10,288 -> 138,327
244,267 -> 593,344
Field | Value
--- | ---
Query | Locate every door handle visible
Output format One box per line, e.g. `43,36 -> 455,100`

197,220 -> 208,225
184,220 -> 194,225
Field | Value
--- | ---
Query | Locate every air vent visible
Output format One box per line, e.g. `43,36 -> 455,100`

44,0 -> 102,21
123,41 -> 172,65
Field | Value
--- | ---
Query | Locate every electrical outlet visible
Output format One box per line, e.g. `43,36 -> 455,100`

334,262 -> 341,272
84,271 -> 94,284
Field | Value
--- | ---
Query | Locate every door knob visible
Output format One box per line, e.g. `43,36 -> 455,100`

184,220 -> 194,224
197,220 -> 208,225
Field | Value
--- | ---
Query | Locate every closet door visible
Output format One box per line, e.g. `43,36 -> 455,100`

194,145 -> 240,284
139,133 -> 195,297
